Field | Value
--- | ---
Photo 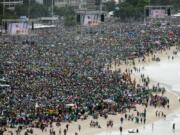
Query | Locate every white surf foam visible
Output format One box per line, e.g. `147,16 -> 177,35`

96,54 -> 180,135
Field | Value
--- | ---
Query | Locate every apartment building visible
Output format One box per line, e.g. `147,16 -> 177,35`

0,0 -> 23,9
35,0 -> 85,8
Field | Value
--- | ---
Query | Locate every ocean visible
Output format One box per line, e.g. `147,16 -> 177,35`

97,52 -> 180,135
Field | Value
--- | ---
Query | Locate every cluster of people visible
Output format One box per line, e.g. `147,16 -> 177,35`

90,120 -> 101,128
155,110 -> 166,119
0,18 -> 180,134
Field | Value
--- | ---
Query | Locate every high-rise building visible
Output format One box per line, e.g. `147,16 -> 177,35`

35,0 -> 84,8
0,0 -> 23,9
34,0 -> 110,11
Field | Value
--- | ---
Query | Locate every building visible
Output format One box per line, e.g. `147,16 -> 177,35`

35,0 -> 103,10
55,0 -> 83,8
35,0 -> 85,8
0,0 -> 23,10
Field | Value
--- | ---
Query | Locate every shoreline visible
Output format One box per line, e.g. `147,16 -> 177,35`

110,45 -> 180,132
3,45 -> 180,135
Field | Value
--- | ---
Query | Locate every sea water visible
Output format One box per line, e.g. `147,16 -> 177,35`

139,53 -> 180,96
96,53 -> 180,135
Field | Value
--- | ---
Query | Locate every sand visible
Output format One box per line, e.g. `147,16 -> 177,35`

3,46 -> 180,135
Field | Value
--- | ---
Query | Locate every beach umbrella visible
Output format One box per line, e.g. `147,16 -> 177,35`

154,41 -> 160,45
65,104 -> 75,108
87,77 -> 93,80
103,99 -> 116,105
35,102 -> 39,108
168,32 -> 174,38
141,30 -> 145,33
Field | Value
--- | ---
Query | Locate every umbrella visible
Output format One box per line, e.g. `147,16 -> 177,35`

65,104 -> 75,108
35,103 -> 39,108
103,99 -> 116,104
154,41 -> 160,45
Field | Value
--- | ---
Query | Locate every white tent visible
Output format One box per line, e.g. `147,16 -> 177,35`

0,84 -> 10,87
172,13 -> 180,17
34,24 -> 56,29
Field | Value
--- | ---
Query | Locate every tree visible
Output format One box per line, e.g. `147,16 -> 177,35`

150,0 -> 172,5
172,0 -> 180,10
114,0 -> 149,20
126,0 -> 139,6
15,5 -> 29,16
104,1 -> 116,12
54,6 -> 76,26
15,3 -> 49,18
64,15 -> 76,26
0,3 -> 17,24
23,0 -> 35,5
30,4 -> 49,18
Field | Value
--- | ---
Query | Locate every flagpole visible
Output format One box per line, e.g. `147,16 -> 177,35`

3,0 -> 5,16
28,0 -> 30,18
52,0 -> 54,17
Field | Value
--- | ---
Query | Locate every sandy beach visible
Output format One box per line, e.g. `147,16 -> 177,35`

3,45 -> 180,135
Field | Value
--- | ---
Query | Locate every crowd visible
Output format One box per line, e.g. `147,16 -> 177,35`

0,18 -> 179,134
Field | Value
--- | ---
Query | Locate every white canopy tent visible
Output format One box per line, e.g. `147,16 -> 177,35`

172,13 -> 180,17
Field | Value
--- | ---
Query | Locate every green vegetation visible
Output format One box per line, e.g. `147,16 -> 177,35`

0,1 -> 76,26
114,0 -> 149,20
54,6 -> 76,26
15,2 -> 49,18
104,1 -> 116,12
172,0 -> 180,10
0,3 -> 17,25
0,0 -> 180,25
105,0 -> 180,21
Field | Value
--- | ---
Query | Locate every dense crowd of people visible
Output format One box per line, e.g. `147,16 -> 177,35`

0,18 -> 180,134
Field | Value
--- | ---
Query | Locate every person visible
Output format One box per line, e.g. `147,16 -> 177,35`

59,128 -> 61,135
1,19 -> 179,135
119,126 -> 123,135
0,129 -> 3,135
78,125 -> 81,131
120,117 -> 124,124
24,130 -> 28,135
172,123 -> 175,132
66,124 -> 69,131
63,129 -> 67,135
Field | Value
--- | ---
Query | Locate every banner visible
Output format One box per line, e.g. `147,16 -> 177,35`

84,14 -> 100,26
8,23 -> 29,35
150,9 -> 166,18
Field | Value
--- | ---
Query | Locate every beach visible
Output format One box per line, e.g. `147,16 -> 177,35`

1,17 -> 180,135
103,46 -> 180,135
3,45 -> 180,135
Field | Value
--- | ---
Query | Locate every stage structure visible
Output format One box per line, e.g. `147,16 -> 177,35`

1,18 -> 38,35
76,10 -> 106,35
76,10 -> 106,25
144,5 -> 172,24
1,17 -> 58,35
